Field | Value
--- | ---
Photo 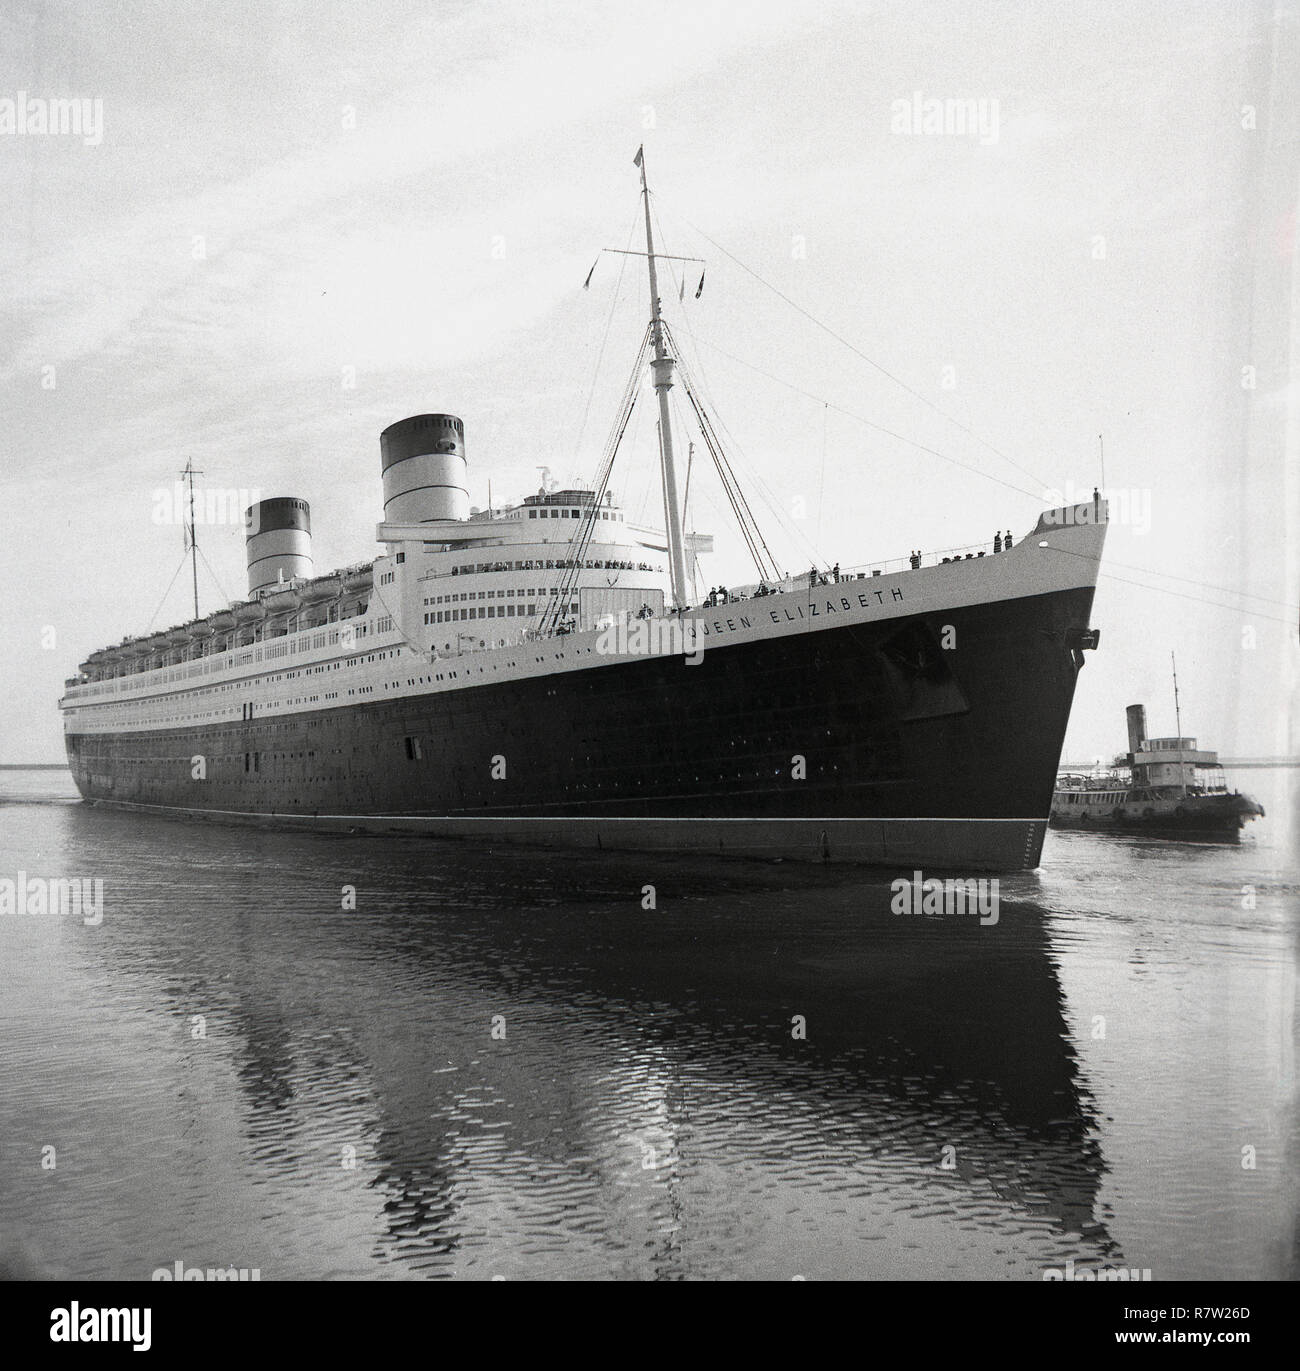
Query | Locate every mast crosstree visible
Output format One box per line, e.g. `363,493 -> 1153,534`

635,145 -> 690,613
181,457 -> 203,621
576,153 -> 781,615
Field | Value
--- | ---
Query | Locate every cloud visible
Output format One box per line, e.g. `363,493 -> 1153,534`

0,0 -> 841,385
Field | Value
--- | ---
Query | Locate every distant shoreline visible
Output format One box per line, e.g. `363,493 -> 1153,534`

0,763 -> 71,770
1061,759 -> 1299,770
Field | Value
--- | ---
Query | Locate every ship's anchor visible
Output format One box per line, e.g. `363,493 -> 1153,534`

1067,626 -> 1101,670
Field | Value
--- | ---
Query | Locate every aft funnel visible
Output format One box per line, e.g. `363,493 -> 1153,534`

245,497 -> 313,596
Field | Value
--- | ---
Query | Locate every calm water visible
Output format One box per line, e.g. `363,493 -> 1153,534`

1,767 -> 1296,1281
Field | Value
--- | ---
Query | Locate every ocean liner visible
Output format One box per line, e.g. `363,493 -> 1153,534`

60,151 -> 1108,871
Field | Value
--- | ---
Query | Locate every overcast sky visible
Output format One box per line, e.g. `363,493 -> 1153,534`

1,0 -> 1296,764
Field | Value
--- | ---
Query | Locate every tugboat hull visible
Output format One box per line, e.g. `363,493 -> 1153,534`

1049,796 -> 1261,840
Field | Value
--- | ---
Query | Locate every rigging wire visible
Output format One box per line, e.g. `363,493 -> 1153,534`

687,329 -> 1041,499
668,387 -> 743,596
671,207 -> 1053,493
1089,560 -> 1297,613
657,199 -> 1294,618
1101,572 -> 1296,628
668,325 -> 781,583
647,224 -> 830,571
670,327 -> 1297,612
627,400 -> 653,527
539,324 -> 651,635
598,192 -> 1291,626
145,551 -> 192,632
574,205 -> 642,471
195,544 -> 231,607
1032,539 -> 1300,628
818,402 -> 827,551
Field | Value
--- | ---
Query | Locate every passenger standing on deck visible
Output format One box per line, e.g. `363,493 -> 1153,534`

1004,530 -> 1013,549
994,532 -> 1002,553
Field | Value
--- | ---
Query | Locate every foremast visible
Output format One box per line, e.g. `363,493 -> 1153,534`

635,146 -> 690,613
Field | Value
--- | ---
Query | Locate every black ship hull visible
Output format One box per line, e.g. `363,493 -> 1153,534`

66,586 -> 1096,871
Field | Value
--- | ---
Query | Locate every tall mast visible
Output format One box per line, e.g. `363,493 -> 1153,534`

1171,651 -> 1182,738
182,457 -> 202,621
1171,651 -> 1186,797
635,146 -> 689,612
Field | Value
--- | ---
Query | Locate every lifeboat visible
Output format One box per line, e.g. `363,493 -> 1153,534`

264,584 -> 302,613
129,634 -> 165,670
301,574 -> 342,604
105,640 -> 144,677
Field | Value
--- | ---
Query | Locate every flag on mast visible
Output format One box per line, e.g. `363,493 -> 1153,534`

633,145 -> 643,167
694,268 -> 706,299
582,259 -> 597,290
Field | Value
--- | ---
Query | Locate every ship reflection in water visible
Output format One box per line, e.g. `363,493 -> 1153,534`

1,769 -> 1295,1281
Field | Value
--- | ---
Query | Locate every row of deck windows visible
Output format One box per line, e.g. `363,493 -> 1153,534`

448,558 -> 659,575
423,603 -> 581,624
424,588 -> 550,605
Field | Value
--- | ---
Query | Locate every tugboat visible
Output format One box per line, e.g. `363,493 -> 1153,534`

1051,659 -> 1263,839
